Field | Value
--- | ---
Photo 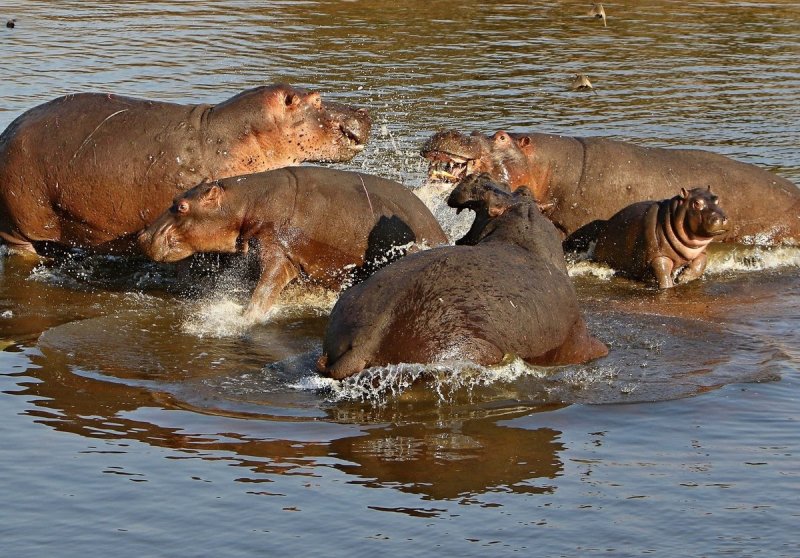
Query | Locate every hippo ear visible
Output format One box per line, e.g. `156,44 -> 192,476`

514,186 -> 534,200
284,93 -> 302,109
492,131 -> 511,145
200,183 -> 225,208
681,187 -> 689,199
304,92 -> 322,109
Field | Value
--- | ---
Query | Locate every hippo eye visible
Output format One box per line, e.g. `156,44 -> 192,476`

692,199 -> 705,210
176,201 -> 190,214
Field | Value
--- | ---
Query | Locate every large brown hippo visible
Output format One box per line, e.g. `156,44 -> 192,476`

590,187 -> 729,288
422,130 -> 800,245
137,167 -> 447,320
0,84 -> 371,254
317,174 -> 608,380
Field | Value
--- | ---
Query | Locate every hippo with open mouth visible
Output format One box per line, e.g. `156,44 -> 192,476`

421,130 -> 799,245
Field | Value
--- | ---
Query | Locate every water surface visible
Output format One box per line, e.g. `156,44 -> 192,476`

1,1 -> 799,556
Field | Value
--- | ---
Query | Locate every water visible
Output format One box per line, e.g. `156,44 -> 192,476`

1,1 -> 799,556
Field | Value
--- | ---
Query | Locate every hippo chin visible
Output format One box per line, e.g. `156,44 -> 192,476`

317,174 -> 608,380
586,186 -> 729,288
137,167 -> 447,320
0,84 -> 371,255
421,130 -> 800,245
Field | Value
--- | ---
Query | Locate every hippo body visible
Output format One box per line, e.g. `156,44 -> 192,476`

422,131 -> 800,245
0,84 -> 370,254
591,187 -> 729,288
137,166 -> 447,319
317,175 -> 607,379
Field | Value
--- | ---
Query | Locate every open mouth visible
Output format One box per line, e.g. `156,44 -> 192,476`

425,152 -> 472,183
340,124 -> 367,151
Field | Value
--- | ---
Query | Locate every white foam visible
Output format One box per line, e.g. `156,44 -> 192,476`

706,245 -> 800,273
567,260 -> 617,279
413,181 -> 472,243
181,283 -> 338,338
293,356 -> 551,405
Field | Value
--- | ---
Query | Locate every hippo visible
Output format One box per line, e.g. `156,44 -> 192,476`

421,130 -> 800,245
0,84 -> 371,255
316,174 -> 608,379
137,166 -> 447,320
587,187 -> 729,288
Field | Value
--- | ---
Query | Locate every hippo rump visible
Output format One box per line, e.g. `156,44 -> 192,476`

0,84 -> 371,254
137,166 -> 448,320
422,130 -> 800,245
587,187 -> 729,288
316,174 -> 608,380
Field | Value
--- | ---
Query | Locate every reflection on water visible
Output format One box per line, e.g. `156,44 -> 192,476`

1,1 -> 799,556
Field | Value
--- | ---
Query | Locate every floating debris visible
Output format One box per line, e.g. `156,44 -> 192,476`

588,3 -> 607,27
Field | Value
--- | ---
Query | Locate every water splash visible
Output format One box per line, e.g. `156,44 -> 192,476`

181,283 -> 338,338
706,245 -> 800,273
412,180 -> 472,243
291,357 -> 550,406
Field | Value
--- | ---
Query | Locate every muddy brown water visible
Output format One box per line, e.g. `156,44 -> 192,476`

1,2 -> 799,556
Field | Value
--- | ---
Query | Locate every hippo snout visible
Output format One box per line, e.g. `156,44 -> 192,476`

340,109 -> 371,150
137,220 -> 185,262
704,209 -> 729,235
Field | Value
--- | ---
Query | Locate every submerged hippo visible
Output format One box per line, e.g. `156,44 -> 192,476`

317,174 -> 608,379
588,187 -> 729,288
137,167 -> 447,320
0,84 -> 371,254
422,130 -> 800,245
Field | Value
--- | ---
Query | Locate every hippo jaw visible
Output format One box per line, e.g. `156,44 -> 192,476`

323,105 -> 371,161
137,222 -> 195,263
422,131 -> 488,183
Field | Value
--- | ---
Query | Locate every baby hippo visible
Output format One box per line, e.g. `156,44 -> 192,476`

593,186 -> 729,288
137,166 -> 447,320
317,174 -> 608,379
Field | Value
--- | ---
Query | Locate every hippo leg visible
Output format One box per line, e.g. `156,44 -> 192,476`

242,244 -> 299,321
675,253 -> 707,285
651,256 -> 676,289
529,317 -> 608,366
0,231 -> 39,257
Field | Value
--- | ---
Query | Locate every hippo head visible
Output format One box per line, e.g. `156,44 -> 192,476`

447,174 -> 533,246
137,181 -> 240,262
215,83 -> 371,166
678,186 -> 729,239
422,130 -> 533,188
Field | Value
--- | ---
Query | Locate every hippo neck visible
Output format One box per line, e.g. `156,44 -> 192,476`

478,203 -> 568,270
225,173 -> 296,243
520,134 -> 585,215
201,107 -> 300,178
658,198 -> 712,261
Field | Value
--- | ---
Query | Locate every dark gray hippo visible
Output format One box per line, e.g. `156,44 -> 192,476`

317,174 -> 608,379
0,84 -> 371,254
137,167 -> 448,320
422,130 -> 800,245
588,187 -> 729,288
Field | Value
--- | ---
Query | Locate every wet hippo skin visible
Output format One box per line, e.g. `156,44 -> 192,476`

587,186 -> 730,288
0,84 -> 371,254
317,174 -> 608,379
422,130 -> 800,245
137,166 -> 448,320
